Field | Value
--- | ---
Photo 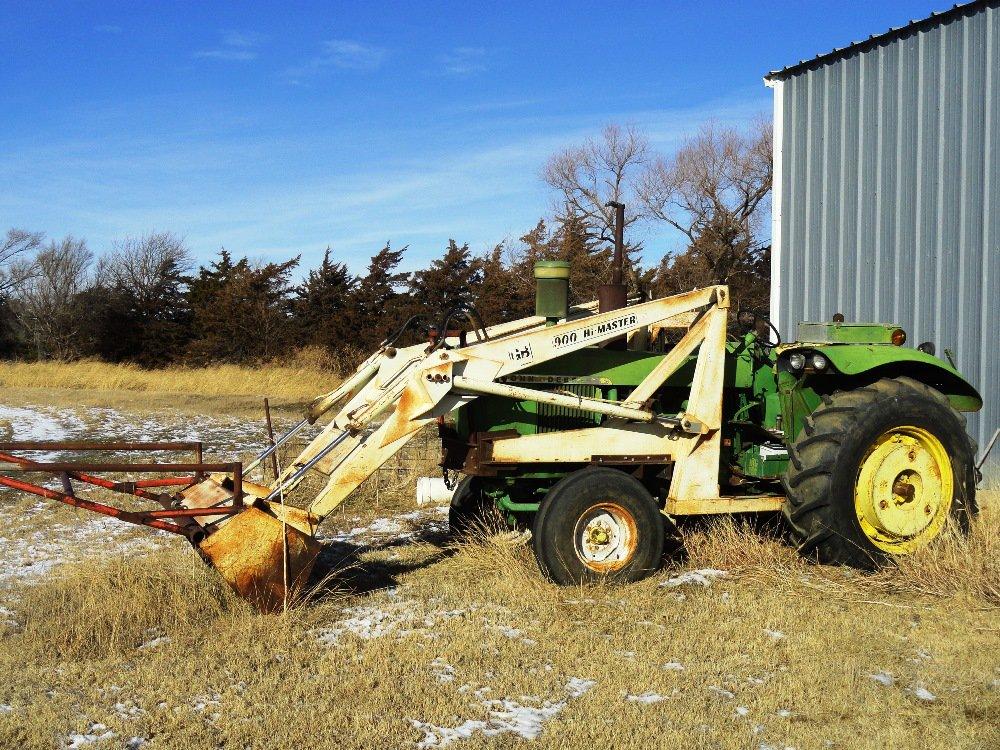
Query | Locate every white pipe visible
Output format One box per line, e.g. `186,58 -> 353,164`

416,476 -> 456,506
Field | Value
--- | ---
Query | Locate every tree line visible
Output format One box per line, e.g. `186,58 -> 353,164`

0,120 -> 772,369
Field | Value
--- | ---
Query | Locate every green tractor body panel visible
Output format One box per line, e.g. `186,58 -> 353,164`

455,335 -> 785,515
795,321 -> 903,344
777,341 -> 983,412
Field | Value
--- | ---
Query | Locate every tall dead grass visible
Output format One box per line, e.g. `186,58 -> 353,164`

873,490 -> 1000,604
0,346 -> 344,400
1,492 -> 997,749
679,491 -> 1000,607
15,548 -> 245,659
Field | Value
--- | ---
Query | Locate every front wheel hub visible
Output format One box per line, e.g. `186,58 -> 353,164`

573,502 -> 638,573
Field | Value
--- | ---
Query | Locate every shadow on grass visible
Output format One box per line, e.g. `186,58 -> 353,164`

307,519 -> 454,599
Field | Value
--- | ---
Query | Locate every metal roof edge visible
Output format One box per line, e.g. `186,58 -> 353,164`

764,0 -> 996,81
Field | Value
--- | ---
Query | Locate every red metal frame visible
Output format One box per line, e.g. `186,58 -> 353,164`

0,441 -> 243,541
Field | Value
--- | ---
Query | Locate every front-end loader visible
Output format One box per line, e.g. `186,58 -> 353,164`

0,208 -> 984,609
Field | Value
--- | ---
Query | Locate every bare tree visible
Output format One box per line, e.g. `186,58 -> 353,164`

542,123 -> 649,247
638,119 -> 772,293
12,236 -> 93,359
0,229 -> 44,295
97,232 -> 192,302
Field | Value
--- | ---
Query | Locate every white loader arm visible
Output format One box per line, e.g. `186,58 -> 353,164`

257,286 -> 729,526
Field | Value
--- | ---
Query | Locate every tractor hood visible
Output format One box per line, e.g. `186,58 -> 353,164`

778,342 -> 983,412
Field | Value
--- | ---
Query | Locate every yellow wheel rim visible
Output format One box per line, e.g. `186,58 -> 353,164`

854,426 -> 953,554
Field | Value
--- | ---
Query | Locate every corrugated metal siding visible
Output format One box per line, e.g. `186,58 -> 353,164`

776,2 -> 999,450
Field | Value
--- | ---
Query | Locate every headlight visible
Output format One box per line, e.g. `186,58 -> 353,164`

891,328 -> 907,346
811,353 -> 828,370
789,353 -> 806,370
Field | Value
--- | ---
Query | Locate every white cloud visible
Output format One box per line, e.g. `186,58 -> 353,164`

193,49 -> 257,61
194,30 -> 262,62
284,39 -> 387,82
221,30 -> 263,48
319,39 -> 387,71
439,47 -> 489,76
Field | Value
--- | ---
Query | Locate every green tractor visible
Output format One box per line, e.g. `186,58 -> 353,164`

424,205 -> 983,584
442,297 -> 982,582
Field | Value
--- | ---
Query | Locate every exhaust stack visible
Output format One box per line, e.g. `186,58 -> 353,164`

598,201 -> 628,313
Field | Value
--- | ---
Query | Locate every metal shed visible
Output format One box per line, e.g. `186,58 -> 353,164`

765,0 -> 999,452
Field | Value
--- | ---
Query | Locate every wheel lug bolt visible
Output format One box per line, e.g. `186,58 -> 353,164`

879,499 -> 889,509
924,505 -> 932,515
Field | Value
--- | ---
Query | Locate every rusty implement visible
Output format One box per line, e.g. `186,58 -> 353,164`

0,441 -> 241,541
0,440 -> 319,611
179,472 -> 321,612
198,506 -> 320,613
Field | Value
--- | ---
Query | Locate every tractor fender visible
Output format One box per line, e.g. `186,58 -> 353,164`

787,344 -> 983,412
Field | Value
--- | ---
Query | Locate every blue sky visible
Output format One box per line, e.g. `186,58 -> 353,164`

1,1 -> 950,275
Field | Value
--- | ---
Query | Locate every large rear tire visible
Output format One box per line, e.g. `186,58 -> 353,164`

782,376 -> 977,568
532,467 -> 665,585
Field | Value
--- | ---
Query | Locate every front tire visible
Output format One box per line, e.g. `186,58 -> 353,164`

448,476 -> 494,538
532,467 -> 665,584
782,376 -> 977,568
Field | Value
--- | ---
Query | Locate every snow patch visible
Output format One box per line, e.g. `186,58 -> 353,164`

138,634 -> 170,650
763,628 -> 786,641
64,723 -> 114,749
626,692 -> 667,704
565,677 -> 596,698
662,661 -> 685,671
312,602 -> 469,645
411,677 -> 595,747
708,685 -> 735,700
0,509 -> 167,586
908,686 -> 936,702
430,658 -> 456,683
321,507 -> 448,545
491,624 -> 537,646
660,568 -> 728,588
869,671 -> 895,687
113,701 -> 145,719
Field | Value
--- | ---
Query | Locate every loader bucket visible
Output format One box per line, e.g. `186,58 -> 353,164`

198,507 -> 321,613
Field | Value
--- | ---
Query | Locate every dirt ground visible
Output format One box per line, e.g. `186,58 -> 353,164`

0,392 -> 996,749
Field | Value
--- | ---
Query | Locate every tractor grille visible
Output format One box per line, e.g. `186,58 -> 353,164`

536,384 -> 603,433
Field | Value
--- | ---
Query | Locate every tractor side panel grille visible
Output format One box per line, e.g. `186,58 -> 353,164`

536,384 -> 602,433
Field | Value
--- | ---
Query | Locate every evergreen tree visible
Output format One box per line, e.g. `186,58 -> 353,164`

293,248 -> 356,353
473,243 -> 521,325
350,243 -> 410,345
502,219 -> 557,320
552,209 -> 612,305
186,250 -> 300,364
409,240 -> 484,327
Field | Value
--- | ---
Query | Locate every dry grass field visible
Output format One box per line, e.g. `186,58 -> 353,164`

0,369 -> 996,749
0,348 -> 346,404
